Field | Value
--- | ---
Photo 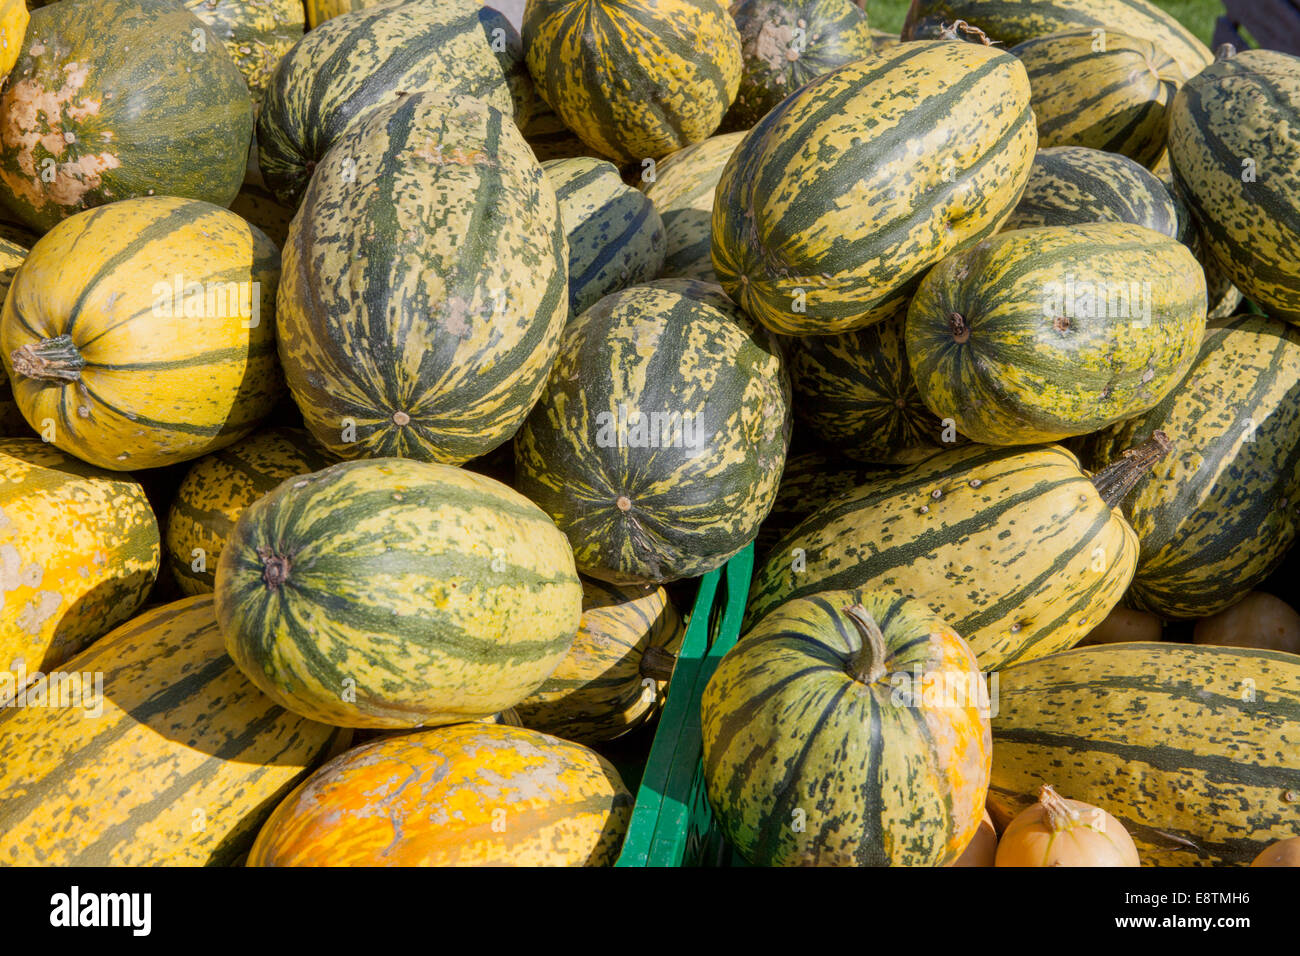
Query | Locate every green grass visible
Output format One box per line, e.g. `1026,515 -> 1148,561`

866,0 -> 1223,48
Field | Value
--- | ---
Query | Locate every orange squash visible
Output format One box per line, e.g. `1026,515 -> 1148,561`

1079,607 -> 1163,646
995,785 -> 1140,867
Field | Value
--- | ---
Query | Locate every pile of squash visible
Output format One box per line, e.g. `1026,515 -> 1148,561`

0,0 -> 1298,868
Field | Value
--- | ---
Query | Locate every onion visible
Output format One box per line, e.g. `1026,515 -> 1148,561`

994,784 -> 1140,867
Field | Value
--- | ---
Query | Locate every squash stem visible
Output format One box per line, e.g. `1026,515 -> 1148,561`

939,19 -> 996,45
844,604 -> 889,685
638,645 -> 676,682
1090,430 -> 1173,508
257,546 -> 293,591
9,335 -> 85,383
1038,784 -> 1080,833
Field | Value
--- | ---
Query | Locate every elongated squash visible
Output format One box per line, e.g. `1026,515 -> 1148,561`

989,642 -> 1300,866
712,41 -> 1036,335
905,222 -> 1207,445
747,439 -> 1168,670
0,596 -> 349,866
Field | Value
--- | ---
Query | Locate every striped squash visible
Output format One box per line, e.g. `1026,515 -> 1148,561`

702,591 -> 991,866
712,42 -> 1037,336
524,104 -> 597,162
228,180 -> 295,249
0,439 -> 158,680
184,0 -> 304,111
902,0 -> 1212,82
641,131 -> 746,281
0,596 -> 349,866
755,452 -> 881,559
166,427 -> 335,596
1002,147 -> 1181,235
515,280 -> 791,585
214,458 -> 583,729
278,92 -> 567,464
1009,30 -> 1183,168
303,0 -> 384,28
248,724 -> 632,866
869,27 -> 897,51
522,0 -> 743,164
905,223 -> 1207,445
1169,49 -> 1300,324
989,643 -> 1300,866
543,157 -> 666,317
514,578 -> 685,742
746,441 -> 1166,670
1155,161 -> 1245,320
0,0 -> 26,75
1,197 -> 282,471
257,0 -> 518,208
784,309 -> 957,463
723,0 -> 874,131
1075,315 -> 1300,619
0,210 -> 37,250
0,236 -> 26,435
0,0 -> 252,232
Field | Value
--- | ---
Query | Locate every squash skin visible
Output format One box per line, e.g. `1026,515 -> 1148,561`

712,41 -> 1036,336
184,0 -> 304,112
248,724 -> 632,866
990,642 -> 1300,866
215,457 -> 583,729
303,0 -> 386,29
278,91 -> 568,465
905,222 -> 1207,445
515,280 -> 791,585
0,236 -> 26,435
701,590 -> 992,867
1169,49 -> 1300,324
523,0 -> 742,164
747,443 -> 1139,671
0,0 -> 27,76
0,438 -> 158,678
754,451 -> 881,559
0,196 -> 283,470
0,0 -> 252,232
1076,315 -> 1300,619
0,596 -> 348,866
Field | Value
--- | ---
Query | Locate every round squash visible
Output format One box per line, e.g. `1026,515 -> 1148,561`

701,590 -> 992,866
166,427 -> 335,596
994,784 -> 1140,867
0,438 -> 158,680
640,130 -> 746,282
543,157 -> 666,317
247,724 -> 632,866
1,197 -> 282,470
513,578 -> 685,742
185,0 -> 304,112
0,0 -> 252,232
258,0 -> 519,208
0,595 -> 349,865
723,0 -> 874,131
1002,147 -> 1180,236
277,91 -> 567,465
214,457 -> 583,729
523,0 -> 743,164
1009,30 -> 1183,168
712,41 -> 1036,336
906,222 -> 1207,445
515,279 -> 791,585
1193,592 -> 1300,655
1252,837 -> 1300,867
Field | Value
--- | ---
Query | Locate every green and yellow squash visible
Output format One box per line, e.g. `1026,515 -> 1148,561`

514,578 -> 684,742
248,724 -> 632,866
1,197 -> 282,470
754,452 -> 881,558
905,222 -> 1207,445
723,0 -> 874,131
278,92 -> 567,464
712,41 -> 1036,336
185,0 -> 305,111
702,591 -> 992,866
1002,147 -> 1180,235
257,0 -> 518,207
902,0 -> 1212,82
524,104 -> 597,163
0,236 -> 27,435
515,280 -> 791,585
989,642 -> 1300,866
1009,30 -> 1183,168
1075,315 -> 1300,619
1168,49 -> 1300,324
747,440 -> 1170,670
640,130 -> 745,282
214,457 -> 583,729
0,439 -> 157,681
0,596 -> 349,866
543,157 -> 666,317
303,0 -> 384,28
0,0 -> 27,76
785,310 -> 956,463
0,0 -> 252,232
228,180 -> 295,249
167,427 -> 335,596
522,0 -> 743,164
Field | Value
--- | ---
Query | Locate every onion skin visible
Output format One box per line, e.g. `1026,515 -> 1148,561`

994,785 -> 1140,867
1194,592 -> 1300,654
1252,836 -> 1300,866
1079,607 -> 1162,646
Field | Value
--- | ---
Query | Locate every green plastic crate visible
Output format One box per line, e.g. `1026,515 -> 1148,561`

615,543 -> 753,867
